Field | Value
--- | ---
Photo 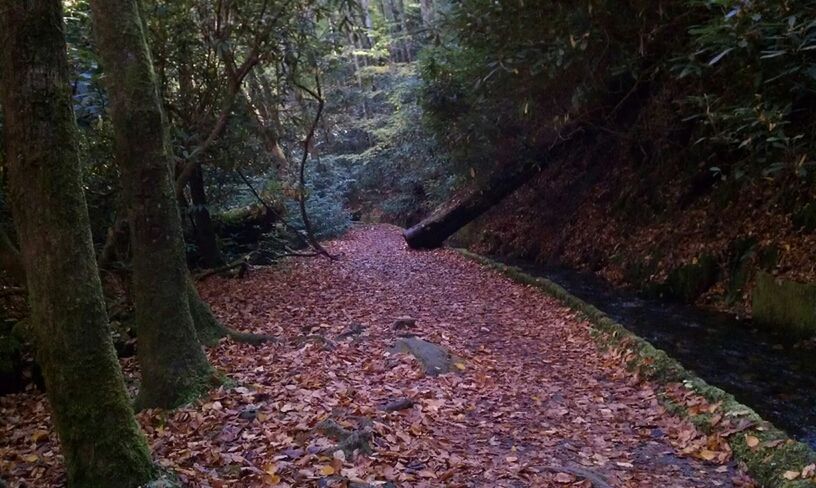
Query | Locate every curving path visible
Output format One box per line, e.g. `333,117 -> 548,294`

0,225 -> 755,487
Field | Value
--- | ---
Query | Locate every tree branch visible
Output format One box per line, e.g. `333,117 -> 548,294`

235,169 -> 312,250
173,0 -> 294,198
293,72 -> 335,260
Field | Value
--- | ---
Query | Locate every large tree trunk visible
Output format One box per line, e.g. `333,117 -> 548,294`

403,133 -> 582,249
89,0 -> 214,409
189,166 -> 225,268
0,1 -> 154,486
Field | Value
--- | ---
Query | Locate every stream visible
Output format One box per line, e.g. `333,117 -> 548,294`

503,259 -> 816,449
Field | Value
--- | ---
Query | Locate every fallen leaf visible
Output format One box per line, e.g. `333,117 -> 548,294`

555,472 -> 576,483
782,470 -> 800,480
31,430 -> 49,443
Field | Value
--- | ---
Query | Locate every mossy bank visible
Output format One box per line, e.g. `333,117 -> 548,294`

458,249 -> 816,488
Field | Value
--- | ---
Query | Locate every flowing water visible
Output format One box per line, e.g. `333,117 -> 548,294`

504,260 -> 816,449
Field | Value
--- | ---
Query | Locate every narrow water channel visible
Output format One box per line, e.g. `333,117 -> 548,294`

503,259 -> 816,449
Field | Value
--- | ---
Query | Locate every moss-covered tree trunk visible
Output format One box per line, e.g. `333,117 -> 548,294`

403,161 -> 547,249
0,0 -> 155,485
89,0 -> 213,409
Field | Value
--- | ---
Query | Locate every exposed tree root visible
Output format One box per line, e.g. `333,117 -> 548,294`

187,280 -> 275,346
315,419 -> 373,457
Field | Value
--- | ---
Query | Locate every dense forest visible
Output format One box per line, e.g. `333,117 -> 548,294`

0,0 -> 815,487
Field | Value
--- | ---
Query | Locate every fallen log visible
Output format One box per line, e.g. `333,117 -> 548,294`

403,128 -> 586,249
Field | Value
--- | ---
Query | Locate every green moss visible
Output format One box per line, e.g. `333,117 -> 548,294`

753,272 -> 816,338
662,254 -> 719,301
457,249 -> 816,488
726,238 -> 757,304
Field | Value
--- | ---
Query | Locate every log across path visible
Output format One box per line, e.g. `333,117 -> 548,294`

1,225 -> 755,487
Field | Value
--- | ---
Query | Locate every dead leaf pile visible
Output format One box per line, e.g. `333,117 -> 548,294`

1,225 -> 759,487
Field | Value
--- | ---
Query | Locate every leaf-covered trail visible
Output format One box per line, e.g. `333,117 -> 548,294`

1,225 -> 754,487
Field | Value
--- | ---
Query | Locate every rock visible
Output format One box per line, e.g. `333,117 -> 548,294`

315,418 -> 372,457
392,316 -> 416,330
238,405 -> 258,421
337,323 -> 365,340
381,398 -> 415,412
390,337 -> 463,376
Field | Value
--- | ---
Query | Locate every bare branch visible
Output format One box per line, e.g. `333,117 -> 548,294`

293,72 -> 335,260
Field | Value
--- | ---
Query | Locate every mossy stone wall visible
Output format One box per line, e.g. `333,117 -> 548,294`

753,272 -> 816,338
458,249 -> 816,488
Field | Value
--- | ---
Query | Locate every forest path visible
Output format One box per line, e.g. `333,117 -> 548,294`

0,225 -> 754,487
198,224 -> 753,487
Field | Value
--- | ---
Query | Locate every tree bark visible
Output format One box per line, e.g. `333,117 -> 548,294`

189,166 -> 225,268
0,0 -> 155,485
89,0 -> 214,409
404,133 -> 582,249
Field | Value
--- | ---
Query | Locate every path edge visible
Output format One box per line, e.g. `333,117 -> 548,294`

456,249 -> 816,488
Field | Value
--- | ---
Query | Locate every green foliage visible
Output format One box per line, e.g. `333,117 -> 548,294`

675,0 -> 816,178
284,161 -> 353,240
421,0 -> 816,182
319,63 -> 456,225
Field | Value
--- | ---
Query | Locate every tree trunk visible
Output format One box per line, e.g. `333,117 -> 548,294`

360,0 -> 374,49
420,0 -> 434,26
189,166 -> 225,268
0,1 -> 155,486
89,0 -> 214,409
379,0 -> 400,63
346,30 -> 370,119
396,0 -> 412,62
245,72 -> 289,175
404,133 -> 582,249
